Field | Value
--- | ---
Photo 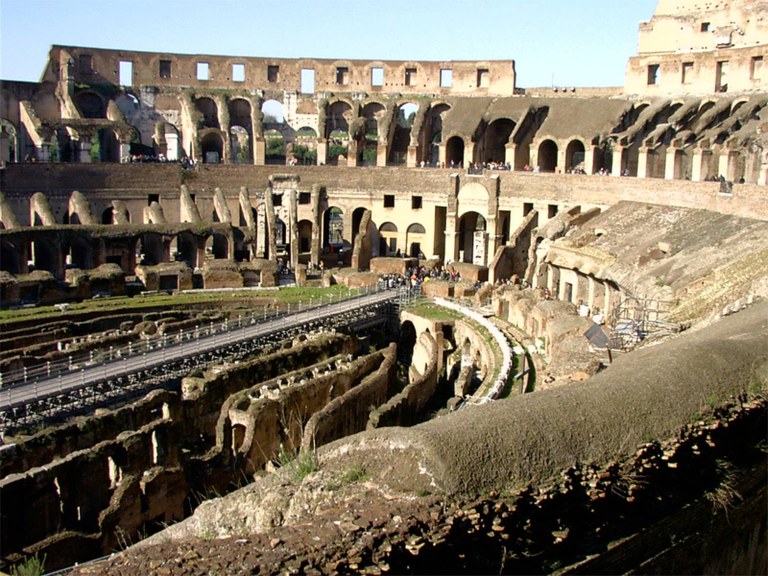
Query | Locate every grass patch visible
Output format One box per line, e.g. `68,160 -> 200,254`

277,444 -> 319,484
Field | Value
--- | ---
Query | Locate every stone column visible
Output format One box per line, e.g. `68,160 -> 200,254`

443,231 -> 458,264
310,184 -> 323,266
317,140 -> 328,166
346,140 -> 358,167
465,141 -> 475,168
119,142 -> 131,163
637,147 -> 649,179
78,137 -> 92,163
557,147 -> 567,173
718,152 -> 729,180
664,147 -> 677,180
253,138 -> 266,165
691,148 -> 704,182
376,143 -> 387,167
505,143 -> 516,169
264,184 -> 277,261
406,145 -> 418,168
611,146 -> 624,177
289,188 -> 299,273
585,145 -> 597,174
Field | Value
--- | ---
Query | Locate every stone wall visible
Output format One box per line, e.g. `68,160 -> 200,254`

303,344 -> 397,449
371,336 -> 440,429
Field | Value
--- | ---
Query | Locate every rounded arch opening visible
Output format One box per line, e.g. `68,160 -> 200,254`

537,139 -> 558,172
565,139 -> 586,173
195,97 -> 219,129
446,136 -> 465,168
200,131 -> 224,163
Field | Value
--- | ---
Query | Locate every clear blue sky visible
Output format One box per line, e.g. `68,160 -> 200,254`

0,0 -> 658,88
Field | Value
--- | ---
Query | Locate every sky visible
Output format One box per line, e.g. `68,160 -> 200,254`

0,0 -> 658,88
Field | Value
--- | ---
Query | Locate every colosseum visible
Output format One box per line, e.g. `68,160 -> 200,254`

0,0 -> 767,574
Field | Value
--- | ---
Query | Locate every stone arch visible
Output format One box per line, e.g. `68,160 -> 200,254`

230,125 -> 251,164
424,103 -> 450,164
480,118 -> 515,164
75,91 -> 106,119
352,207 -> 367,244
1,238 -> 23,274
388,101 -> 418,165
446,135 -> 465,167
200,130 -> 223,163
297,219 -> 313,253
0,118 -> 18,163
65,235 -> 94,270
378,222 -> 398,256
139,233 -> 165,265
176,231 -> 199,268
32,237 -> 58,275
537,139 -> 558,172
325,100 -> 353,139
458,211 -> 487,264
95,128 -> 120,162
359,102 -> 385,165
205,233 -> 229,259
195,97 -> 219,129
323,207 -> 344,248
406,223 -> 426,258
398,320 -> 417,365
457,182 -> 490,218
156,122 -> 180,161
565,139 -> 586,172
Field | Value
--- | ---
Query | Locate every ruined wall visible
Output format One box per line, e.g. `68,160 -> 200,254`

303,344 -> 398,449
45,46 -> 517,97
371,336 -> 440,428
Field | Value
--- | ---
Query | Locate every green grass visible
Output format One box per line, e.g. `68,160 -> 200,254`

277,444 -> 319,484
0,285 -> 360,325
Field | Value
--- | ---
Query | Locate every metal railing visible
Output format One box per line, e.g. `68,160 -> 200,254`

0,285 -> 392,393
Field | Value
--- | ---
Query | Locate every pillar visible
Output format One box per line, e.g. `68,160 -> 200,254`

406,145 -> 418,168
637,147 -> 649,179
444,231 -> 458,264
78,138 -> 92,163
611,146 -> 624,177
254,138 -> 266,166
317,140 -> 328,166
691,148 -> 704,182
584,146 -> 597,175
119,142 -> 131,163
664,147 -> 677,180
505,143 -> 517,169
718,152 -> 729,180
376,142 -> 387,167
310,184 -> 323,266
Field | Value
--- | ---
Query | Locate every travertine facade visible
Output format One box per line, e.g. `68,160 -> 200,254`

625,0 -> 768,95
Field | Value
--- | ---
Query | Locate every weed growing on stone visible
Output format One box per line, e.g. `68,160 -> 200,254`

277,443 -> 319,484
10,554 -> 46,576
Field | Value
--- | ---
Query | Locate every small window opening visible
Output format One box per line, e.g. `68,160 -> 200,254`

336,67 -> 349,85
299,192 -> 311,204
411,196 -> 422,210
477,68 -> 489,88
268,65 -> 279,82
272,193 -> 282,207
148,194 -> 159,206
384,194 -> 395,208
647,64 -> 660,85
751,56 -> 763,80
440,68 -> 453,88
79,54 -> 93,74
700,22 -> 710,32
301,68 -> 315,94
548,204 -> 558,218
405,68 -> 416,86
232,63 -> 245,82
682,62 -> 694,84
119,61 -> 133,86
197,62 -> 210,81
159,60 -> 171,79
371,67 -> 384,87
523,202 -> 534,216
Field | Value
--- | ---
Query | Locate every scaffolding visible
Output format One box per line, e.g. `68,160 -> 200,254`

608,296 -> 678,351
